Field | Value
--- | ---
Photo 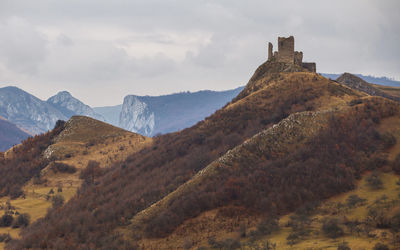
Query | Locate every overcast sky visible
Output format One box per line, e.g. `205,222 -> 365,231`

0,0 -> 399,106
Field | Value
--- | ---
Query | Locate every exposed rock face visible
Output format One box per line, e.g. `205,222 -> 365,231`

47,91 -> 105,121
0,86 -> 67,134
337,73 -> 400,102
118,87 -> 244,137
119,96 -> 155,136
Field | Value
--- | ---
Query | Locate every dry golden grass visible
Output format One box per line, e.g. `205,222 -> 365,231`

374,84 -> 400,98
225,72 -> 363,114
129,111 -> 400,250
134,172 -> 400,250
0,117 -> 151,247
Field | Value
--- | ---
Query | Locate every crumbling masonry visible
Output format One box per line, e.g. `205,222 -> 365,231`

268,36 -> 316,72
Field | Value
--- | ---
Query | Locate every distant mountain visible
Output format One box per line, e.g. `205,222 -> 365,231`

336,73 -> 400,102
0,116 -> 30,151
93,105 -> 122,127
321,73 -> 400,87
119,87 -> 244,136
0,86 -> 67,134
47,91 -> 105,121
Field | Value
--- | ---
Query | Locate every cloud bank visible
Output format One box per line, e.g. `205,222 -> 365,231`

0,0 -> 399,106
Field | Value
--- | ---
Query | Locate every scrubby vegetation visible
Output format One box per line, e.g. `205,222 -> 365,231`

49,162 -> 76,174
0,120 -> 65,198
6,72 -> 400,249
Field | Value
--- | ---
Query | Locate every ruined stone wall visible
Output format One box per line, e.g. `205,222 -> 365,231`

302,62 -> 316,72
276,36 -> 295,63
268,42 -> 273,61
294,51 -> 303,66
267,36 -> 316,72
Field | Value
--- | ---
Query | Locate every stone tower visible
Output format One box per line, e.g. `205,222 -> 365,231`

267,36 -> 316,72
276,36 -> 295,63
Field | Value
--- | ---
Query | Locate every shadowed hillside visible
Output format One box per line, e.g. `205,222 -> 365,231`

128,97 -> 399,249
0,117 -> 151,249
0,117 -> 30,152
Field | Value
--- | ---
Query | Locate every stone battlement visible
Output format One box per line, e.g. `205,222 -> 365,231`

268,36 -> 316,72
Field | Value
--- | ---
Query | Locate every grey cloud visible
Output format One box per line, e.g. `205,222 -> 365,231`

0,17 -> 48,74
0,0 -> 399,106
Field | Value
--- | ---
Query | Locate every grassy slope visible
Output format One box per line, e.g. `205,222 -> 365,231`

12,69 -> 367,249
133,173 -> 400,250
374,84 -> 400,98
261,172 -> 400,250
0,116 -> 151,249
128,107 -> 400,249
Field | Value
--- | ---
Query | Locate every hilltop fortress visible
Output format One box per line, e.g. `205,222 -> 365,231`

268,36 -> 316,72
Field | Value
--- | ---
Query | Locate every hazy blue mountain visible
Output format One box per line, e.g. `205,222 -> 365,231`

0,86 -> 67,134
0,116 -> 30,151
47,91 -> 105,121
93,105 -> 122,127
119,87 -> 244,136
321,73 -> 400,87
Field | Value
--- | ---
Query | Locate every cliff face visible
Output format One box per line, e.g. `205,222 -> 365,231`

118,87 -> 244,136
47,91 -> 105,121
119,96 -> 155,136
0,86 -> 67,134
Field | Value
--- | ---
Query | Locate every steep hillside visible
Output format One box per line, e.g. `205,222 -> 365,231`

0,117 -> 30,151
47,91 -> 105,122
43,116 -> 152,171
337,73 -> 400,102
10,60 -> 371,249
0,87 -> 67,134
373,84 -> 400,99
128,97 -> 399,249
119,87 -> 244,136
0,117 -> 151,249
0,121 -> 65,199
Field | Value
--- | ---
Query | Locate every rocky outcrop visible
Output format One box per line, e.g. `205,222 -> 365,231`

119,96 -> 155,136
337,73 -> 400,102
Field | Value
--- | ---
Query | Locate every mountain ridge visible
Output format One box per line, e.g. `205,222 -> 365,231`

0,86 -> 67,134
118,87 -> 244,136
322,73 -> 400,87
47,91 -> 105,122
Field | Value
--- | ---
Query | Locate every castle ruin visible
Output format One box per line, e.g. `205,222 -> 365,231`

268,36 -> 316,72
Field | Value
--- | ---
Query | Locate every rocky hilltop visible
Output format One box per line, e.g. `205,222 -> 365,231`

336,72 -> 400,102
